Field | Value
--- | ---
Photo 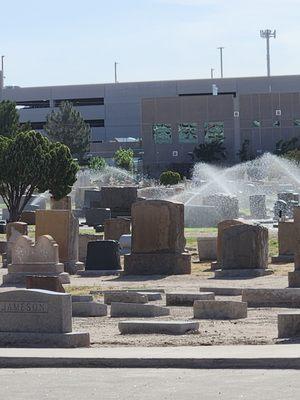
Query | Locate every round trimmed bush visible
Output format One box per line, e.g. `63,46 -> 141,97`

159,171 -> 181,186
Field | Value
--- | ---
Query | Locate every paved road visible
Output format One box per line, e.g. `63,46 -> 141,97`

1,369 -> 300,399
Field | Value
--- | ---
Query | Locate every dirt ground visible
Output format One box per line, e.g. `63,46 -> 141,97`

0,256 -> 296,347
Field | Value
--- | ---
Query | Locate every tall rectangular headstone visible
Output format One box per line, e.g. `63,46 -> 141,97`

35,210 -> 84,274
124,200 -> 190,275
289,206 -> 300,287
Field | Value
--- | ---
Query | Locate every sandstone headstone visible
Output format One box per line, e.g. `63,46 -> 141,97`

86,240 -> 121,270
3,235 -> 70,284
272,221 -> 295,263
26,276 -> 65,293
0,289 -> 90,347
50,196 -> 72,210
289,207 -> 300,287
104,218 -> 131,241
79,233 -> 103,263
220,223 -> 268,270
216,219 -> 245,265
197,235 -> 217,261
124,200 -> 191,275
20,211 -> 36,225
35,210 -> 84,274
6,222 -> 28,266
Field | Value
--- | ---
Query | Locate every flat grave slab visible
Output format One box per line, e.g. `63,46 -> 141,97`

111,302 -> 169,318
104,291 -> 148,305
199,287 -> 243,296
194,300 -> 247,319
242,288 -> 300,307
118,320 -> 199,335
166,292 -> 215,306
72,302 -> 107,317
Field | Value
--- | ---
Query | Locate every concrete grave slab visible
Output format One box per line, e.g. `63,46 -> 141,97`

166,292 -> 215,306
242,288 -> 300,307
104,291 -> 148,305
118,320 -> 199,335
193,300 -> 247,319
110,302 -> 170,318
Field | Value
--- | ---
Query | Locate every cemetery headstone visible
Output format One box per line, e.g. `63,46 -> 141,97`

124,199 -> 191,275
3,235 -> 70,284
289,206 -> 300,287
85,240 -> 121,271
104,217 -> 131,241
0,289 -> 90,347
35,210 -> 84,274
85,208 -> 111,227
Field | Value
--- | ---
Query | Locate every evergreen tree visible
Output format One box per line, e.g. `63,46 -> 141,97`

44,101 -> 90,162
0,100 -> 20,137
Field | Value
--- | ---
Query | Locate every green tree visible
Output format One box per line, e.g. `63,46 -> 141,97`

113,148 -> 134,171
0,100 -> 20,137
237,139 -> 254,162
44,101 -> 90,162
274,137 -> 299,156
89,156 -> 107,172
0,130 -> 78,222
283,149 -> 300,164
191,139 -> 226,163
160,171 -> 181,186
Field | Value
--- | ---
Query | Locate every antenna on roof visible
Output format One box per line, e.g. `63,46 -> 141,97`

0,55 -> 4,91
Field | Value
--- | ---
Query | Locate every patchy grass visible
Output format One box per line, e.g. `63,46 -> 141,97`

269,237 -> 278,257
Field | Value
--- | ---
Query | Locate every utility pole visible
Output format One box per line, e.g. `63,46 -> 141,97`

210,68 -> 214,79
114,61 -> 118,83
0,55 -> 4,91
260,29 -> 276,77
217,47 -> 224,78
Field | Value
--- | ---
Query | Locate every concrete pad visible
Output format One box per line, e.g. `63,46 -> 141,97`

194,300 -> 247,319
118,320 -> 199,335
137,292 -> 162,301
214,269 -> 273,278
278,312 -> 300,338
242,288 -> 300,307
111,302 -> 169,317
199,287 -> 243,296
77,270 -> 122,277
104,291 -> 148,305
72,295 -> 93,302
166,292 -> 215,306
0,332 -> 90,348
72,302 -> 107,317
271,255 -> 294,263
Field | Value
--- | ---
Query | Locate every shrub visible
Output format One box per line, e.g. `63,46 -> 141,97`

160,170 -> 181,186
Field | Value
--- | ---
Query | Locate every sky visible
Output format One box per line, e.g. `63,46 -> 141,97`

1,0 -> 300,87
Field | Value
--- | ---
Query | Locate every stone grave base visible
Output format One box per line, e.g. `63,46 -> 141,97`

2,271 -> 70,285
199,287 -> 243,296
278,312 -> 300,338
288,271 -> 300,287
64,261 -> 84,275
0,331 -> 90,348
242,288 -> 300,307
77,269 -> 122,277
118,320 -> 199,335
193,300 -> 247,319
166,292 -> 215,306
271,255 -> 294,263
111,302 -> 169,318
72,302 -> 107,317
124,253 -> 191,275
214,269 -> 273,278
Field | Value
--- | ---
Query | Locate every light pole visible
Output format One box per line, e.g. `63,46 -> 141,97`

260,29 -> 276,77
0,55 -> 4,91
217,47 -> 224,78
114,61 -> 118,83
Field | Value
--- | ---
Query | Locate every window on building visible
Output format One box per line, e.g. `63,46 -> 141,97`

27,121 -> 45,130
204,122 -> 224,143
178,123 -> 198,143
85,119 -> 105,127
153,124 -> 172,144
16,100 -> 50,109
54,98 -> 104,107
294,119 -> 300,127
252,120 -> 261,128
